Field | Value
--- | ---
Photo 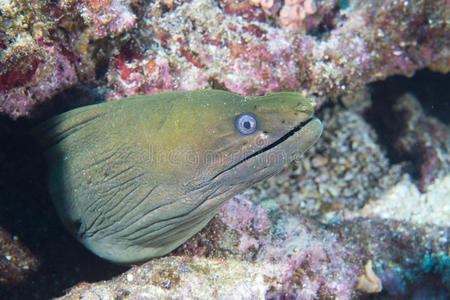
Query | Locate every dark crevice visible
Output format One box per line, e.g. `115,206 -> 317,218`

91,38 -> 112,80
0,115 -> 127,300
29,85 -> 103,121
364,69 -> 448,188
209,78 -> 227,91
365,69 -> 448,163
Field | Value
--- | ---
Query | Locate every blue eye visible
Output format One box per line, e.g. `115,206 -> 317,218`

236,114 -> 257,135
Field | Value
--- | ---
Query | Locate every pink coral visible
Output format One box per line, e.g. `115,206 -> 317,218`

280,0 -> 317,30
0,0 -> 138,119
217,196 -> 358,298
0,43 -> 78,118
77,0 -> 136,38
250,0 -> 275,10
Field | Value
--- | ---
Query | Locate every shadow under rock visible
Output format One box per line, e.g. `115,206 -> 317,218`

30,85 -> 104,121
0,112 -> 127,299
368,69 -> 448,125
365,69 -> 449,162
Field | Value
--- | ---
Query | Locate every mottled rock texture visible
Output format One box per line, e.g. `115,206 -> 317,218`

1,0 -> 448,118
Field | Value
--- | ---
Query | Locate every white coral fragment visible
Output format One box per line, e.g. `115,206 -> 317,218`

356,260 -> 382,293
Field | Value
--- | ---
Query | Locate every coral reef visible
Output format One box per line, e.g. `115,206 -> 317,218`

77,0 -> 136,39
0,0 -> 137,118
1,0 -> 448,118
0,0 -> 448,298
366,86 -> 450,193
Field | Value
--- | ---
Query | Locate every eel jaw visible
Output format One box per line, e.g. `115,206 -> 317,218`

237,117 -> 316,164
211,117 -> 323,184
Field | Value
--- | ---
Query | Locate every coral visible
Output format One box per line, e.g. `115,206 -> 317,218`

335,217 -> 449,299
0,0 -> 448,119
390,93 -> 449,191
250,0 -> 275,10
280,0 -> 317,31
104,0 -> 450,101
249,0 -> 317,29
0,0 -> 138,118
366,91 -> 449,192
360,174 -> 450,227
0,44 -> 78,118
77,0 -> 136,39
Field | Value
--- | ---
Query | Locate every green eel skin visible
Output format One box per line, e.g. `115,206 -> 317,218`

35,90 -> 323,264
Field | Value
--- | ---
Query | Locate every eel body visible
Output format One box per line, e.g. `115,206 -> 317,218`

35,90 -> 323,263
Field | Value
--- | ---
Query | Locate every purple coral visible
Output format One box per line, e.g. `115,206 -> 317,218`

218,196 -> 359,299
0,0 -> 138,118
77,0 -> 136,38
0,44 -> 78,118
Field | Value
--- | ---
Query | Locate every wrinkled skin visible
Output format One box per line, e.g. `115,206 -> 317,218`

36,90 -> 322,263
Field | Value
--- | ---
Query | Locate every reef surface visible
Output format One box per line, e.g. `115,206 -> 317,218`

1,0 -> 448,118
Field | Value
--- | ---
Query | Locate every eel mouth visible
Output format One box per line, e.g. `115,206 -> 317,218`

211,117 -> 321,181
239,117 -> 315,163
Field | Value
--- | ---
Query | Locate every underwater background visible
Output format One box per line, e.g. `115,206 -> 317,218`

0,0 -> 448,299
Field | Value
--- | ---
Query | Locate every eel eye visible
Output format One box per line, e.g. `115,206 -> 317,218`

236,114 -> 257,135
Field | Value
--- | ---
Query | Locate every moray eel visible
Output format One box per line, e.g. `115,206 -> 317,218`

35,90 -> 322,264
